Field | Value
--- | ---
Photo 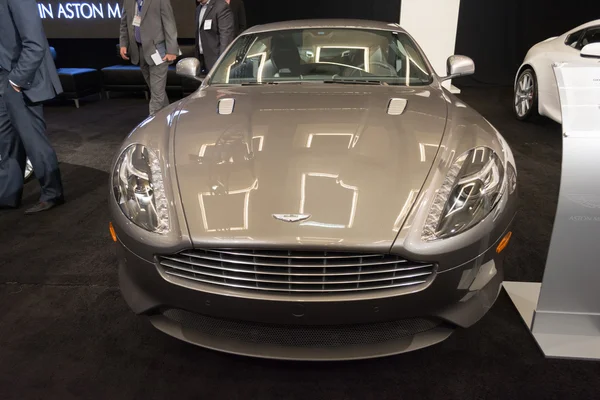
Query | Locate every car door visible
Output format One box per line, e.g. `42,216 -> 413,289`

561,27 -> 600,107
546,27 -> 599,120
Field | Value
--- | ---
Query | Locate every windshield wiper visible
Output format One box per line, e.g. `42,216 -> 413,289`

239,81 -> 313,86
240,81 -> 279,86
239,80 -> 389,86
323,79 -> 388,86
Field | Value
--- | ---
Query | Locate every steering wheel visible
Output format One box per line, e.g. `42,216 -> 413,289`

347,61 -> 397,77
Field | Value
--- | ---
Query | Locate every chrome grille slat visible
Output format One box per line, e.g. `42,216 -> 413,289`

357,256 -> 363,288
164,270 -> 429,293
287,250 -> 292,290
203,249 -> 387,259
219,251 -> 226,284
253,251 -> 258,288
321,252 -> 326,291
158,249 -> 436,295
179,252 -> 407,268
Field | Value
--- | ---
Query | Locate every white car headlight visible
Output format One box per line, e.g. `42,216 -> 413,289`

112,144 -> 170,234
422,147 -> 505,241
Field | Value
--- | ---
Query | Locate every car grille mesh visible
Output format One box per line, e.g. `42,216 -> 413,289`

157,249 -> 436,295
162,308 -> 441,348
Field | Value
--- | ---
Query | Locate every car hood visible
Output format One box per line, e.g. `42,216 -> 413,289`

173,84 -> 448,251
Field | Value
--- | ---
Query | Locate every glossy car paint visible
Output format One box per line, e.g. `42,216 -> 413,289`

110,19 -> 518,359
515,19 -> 600,123
174,85 -> 447,250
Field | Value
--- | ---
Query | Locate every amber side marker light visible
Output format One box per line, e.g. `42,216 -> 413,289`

496,231 -> 512,254
109,222 -> 117,242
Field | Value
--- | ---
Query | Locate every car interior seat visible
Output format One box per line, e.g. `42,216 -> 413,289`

263,35 -> 302,78
581,30 -> 600,47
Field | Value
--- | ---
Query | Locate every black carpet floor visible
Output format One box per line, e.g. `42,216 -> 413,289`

1,89 -> 598,400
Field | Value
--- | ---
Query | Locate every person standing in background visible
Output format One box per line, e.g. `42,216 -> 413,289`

195,0 -> 235,72
0,0 -> 65,214
226,0 -> 247,36
119,0 -> 179,116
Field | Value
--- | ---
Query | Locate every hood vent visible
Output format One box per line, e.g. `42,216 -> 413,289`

387,98 -> 407,115
218,98 -> 235,115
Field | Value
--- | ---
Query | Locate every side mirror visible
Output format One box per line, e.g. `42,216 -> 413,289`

581,43 -> 600,58
441,55 -> 475,81
176,57 -> 203,81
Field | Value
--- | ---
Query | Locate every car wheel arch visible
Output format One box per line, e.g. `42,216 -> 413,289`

515,64 -> 536,84
515,64 -> 542,115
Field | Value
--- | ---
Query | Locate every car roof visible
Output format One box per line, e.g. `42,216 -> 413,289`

567,19 -> 600,34
243,19 -> 406,35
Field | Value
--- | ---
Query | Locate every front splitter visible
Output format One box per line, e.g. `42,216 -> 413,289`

149,312 -> 454,361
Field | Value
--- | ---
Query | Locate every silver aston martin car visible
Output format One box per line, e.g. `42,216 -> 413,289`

109,20 -> 518,360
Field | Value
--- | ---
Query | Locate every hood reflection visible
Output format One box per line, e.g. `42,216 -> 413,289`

299,172 -> 359,229
197,125 -> 259,232
173,85 -> 450,248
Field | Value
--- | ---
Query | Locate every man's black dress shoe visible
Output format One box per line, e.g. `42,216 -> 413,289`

24,198 -> 65,215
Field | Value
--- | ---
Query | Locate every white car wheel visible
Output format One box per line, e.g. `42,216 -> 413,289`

514,68 -> 539,121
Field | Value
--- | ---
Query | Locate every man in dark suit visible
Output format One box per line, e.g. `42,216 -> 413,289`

120,0 -> 179,116
225,0 -> 247,36
0,0 -> 65,213
195,0 -> 235,72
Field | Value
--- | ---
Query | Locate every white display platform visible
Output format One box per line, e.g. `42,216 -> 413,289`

503,281 -> 539,329
400,0 -> 461,93
504,62 -> 600,361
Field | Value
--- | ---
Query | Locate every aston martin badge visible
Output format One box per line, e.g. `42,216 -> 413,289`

272,214 -> 311,222
566,194 -> 600,209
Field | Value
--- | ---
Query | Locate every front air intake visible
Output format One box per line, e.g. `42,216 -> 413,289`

161,308 -> 442,348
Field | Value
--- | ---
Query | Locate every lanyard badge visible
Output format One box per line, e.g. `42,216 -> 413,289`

133,0 -> 143,26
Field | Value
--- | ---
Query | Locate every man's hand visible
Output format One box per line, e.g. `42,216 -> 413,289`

163,54 -> 177,62
120,47 -> 129,60
10,82 -> 21,93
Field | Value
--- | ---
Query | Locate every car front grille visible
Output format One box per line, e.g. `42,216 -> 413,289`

157,249 -> 436,295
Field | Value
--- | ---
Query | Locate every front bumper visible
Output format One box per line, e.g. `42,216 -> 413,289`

116,226 -> 510,360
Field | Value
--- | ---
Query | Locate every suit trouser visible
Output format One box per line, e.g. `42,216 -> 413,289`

0,74 -> 63,207
138,44 -> 170,115
197,54 -> 207,74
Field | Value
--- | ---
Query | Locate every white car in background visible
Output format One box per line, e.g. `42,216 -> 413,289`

514,20 -> 600,123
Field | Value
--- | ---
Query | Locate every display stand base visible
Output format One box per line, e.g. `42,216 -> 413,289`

503,281 -> 539,329
503,281 -> 600,361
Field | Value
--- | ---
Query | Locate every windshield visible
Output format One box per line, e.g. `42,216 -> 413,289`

208,28 -> 433,86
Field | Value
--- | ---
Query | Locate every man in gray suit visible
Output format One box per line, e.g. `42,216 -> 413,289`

195,0 -> 235,72
0,0 -> 65,213
120,0 -> 179,115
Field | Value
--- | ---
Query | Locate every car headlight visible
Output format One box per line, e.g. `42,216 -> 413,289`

112,144 -> 170,234
422,147 -> 505,241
